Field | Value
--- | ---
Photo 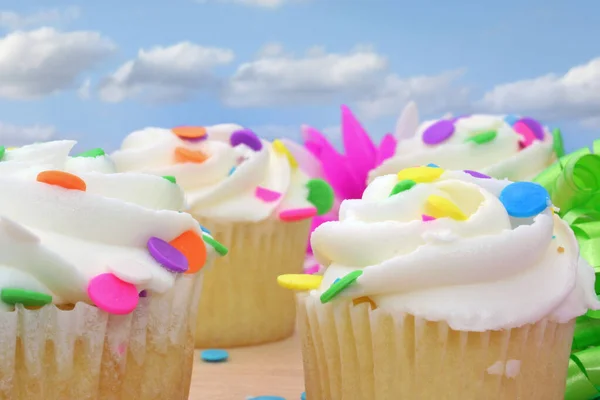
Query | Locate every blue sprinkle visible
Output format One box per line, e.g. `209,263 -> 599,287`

426,163 -> 439,168
201,349 -> 228,363
333,278 -> 340,284
250,397 -> 286,400
552,235 -> 556,239
200,225 -> 211,234
301,392 -> 306,400
229,166 -> 236,176
499,182 -> 550,218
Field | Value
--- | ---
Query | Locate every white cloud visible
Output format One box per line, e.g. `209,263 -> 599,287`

221,44 -> 389,107
249,124 -> 301,141
98,42 -> 234,103
0,122 -> 56,146
0,28 -> 115,99
478,57 -> 600,124
196,0 -> 299,8
77,78 -> 91,100
0,7 -> 80,30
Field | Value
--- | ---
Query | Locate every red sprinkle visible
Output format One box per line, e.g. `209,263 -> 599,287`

255,187 -> 282,203
279,207 -> 317,222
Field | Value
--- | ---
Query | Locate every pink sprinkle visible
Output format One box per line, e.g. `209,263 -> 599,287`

304,264 -> 320,275
513,121 -> 537,149
422,214 -> 436,222
279,207 -> 318,222
118,343 -> 127,355
87,273 -> 139,315
255,187 -> 282,202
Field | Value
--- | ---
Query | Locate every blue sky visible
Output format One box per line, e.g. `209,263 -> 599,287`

0,0 -> 598,153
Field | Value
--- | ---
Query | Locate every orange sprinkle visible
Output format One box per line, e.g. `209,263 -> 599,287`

37,170 -> 86,191
557,246 -> 565,253
352,296 -> 378,310
169,230 -> 207,274
174,147 -> 208,164
172,126 -> 207,139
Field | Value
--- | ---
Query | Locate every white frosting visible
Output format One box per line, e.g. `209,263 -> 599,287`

370,114 -> 555,182
311,170 -> 600,331
112,125 -> 314,222
0,140 -> 215,311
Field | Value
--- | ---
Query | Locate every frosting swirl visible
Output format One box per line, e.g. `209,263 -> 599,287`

370,114 -> 555,182
311,168 -> 599,331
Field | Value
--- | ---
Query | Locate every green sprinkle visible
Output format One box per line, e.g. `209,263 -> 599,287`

1,288 -> 52,307
466,130 -> 497,145
552,128 -> 565,158
76,148 -> 106,158
390,179 -> 416,196
306,178 -> 335,216
202,234 -> 228,256
0,146 -> 5,161
162,175 -> 177,184
320,270 -> 363,304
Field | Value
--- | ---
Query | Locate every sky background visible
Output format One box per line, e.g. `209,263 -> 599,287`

0,0 -> 598,153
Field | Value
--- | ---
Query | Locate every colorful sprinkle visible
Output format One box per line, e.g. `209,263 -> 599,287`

389,179 -> 416,196
552,235 -> 556,239
352,296 -> 377,310
87,273 -> 139,315
162,175 -> 177,184
427,163 -> 439,168
463,170 -> 491,179
1,288 -> 52,307
228,166 -> 236,176
320,270 -> 363,304
558,246 -> 565,253
147,237 -> 189,273
424,195 -> 467,221
552,128 -> 565,158
230,129 -> 263,151
273,139 -> 298,168
306,179 -> 334,215
172,126 -> 207,140
170,230 -> 207,274
200,225 -> 211,234
499,182 -> 550,218
0,146 -> 5,161
139,290 -> 148,297
37,170 -> 86,191
466,130 -> 497,145
255,187 -> 283,203
202,234 -> 228,256
397,166 -> 444,183
279,207 -> 317,222
201,349 -> 229,363
421,214 -> 436,222
301,393 -> 306,400
76,148 -> 106,158
422,120 -> 455,145
107,260 -> 152,285
518,117 -> 545,140
174,147 -> 208,164
277,274 -> 323,291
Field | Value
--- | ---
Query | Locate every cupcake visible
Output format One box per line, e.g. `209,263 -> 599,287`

369,102 -> 558,182
112,125 -> 334,347
0,140 -> 224,399
279,166 -> 599,399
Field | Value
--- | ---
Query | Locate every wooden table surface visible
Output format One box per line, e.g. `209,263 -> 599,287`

189,334 -> 305,400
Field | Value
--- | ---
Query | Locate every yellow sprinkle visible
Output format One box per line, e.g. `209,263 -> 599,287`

277,274 -> 323,291
352,296 -> 378,310
272,139 -> 298,169
424,195 -> 467,221
6,147 -> 17,151
557,246 -> 565,253
397,166 -> 444,183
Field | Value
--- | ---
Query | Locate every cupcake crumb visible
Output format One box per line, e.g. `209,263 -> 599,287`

486,360 -> 521,378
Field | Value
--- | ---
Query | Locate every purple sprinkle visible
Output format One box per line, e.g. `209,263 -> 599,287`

463,170 -> 491,179
230,129 -> 263,151
422,120 -> 455,145
518,117 -> 545,140
139,290 -> 148,297
147,237 -> 189,273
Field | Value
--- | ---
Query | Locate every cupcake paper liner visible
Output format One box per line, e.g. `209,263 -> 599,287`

0,272 -> 204,400
298,293 -> 574,400
194,217 -> 311,348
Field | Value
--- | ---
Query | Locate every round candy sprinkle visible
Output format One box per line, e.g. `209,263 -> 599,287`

426,163 -> 439,168
552,128 -> 565,158
1,288 -> 52,307
0,145 -> 5,161
301,392 -> 306,400
87,273 -> 139,315
421,214 -> 436,222
230,129 -> 263,151
389,179 -> 416,196
228,166 -> 236,176
513,121 -> 537,148
107,260 -> 153,285
202,234 -> 228,256
463,170 -> 491,179
466,130 -> 497,145
499,182 -> 550,218
518,117 -> 545,140
199,225 -> 211,234
558,246 -> 565,253
162,175 -> 177,184
306,179 -> 334,215
422,120 -> 455,145
273,139 -> 298,169
174,147 -> 208,164
76,148 -> 105,158
170,230 -> 207,274
424,195 -> 467,221
255,187 -> 283,203
201,349 -> 229,363
37,170 -> 86,191
147,237 -> 189,273
320,270 -> 363,304
277,274 -> 323,291
172,126 -> 207,139
279,207 -> 317,222
397,166 -> 444,183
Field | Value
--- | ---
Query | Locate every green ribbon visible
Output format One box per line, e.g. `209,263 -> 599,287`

533,130 -> 600,400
